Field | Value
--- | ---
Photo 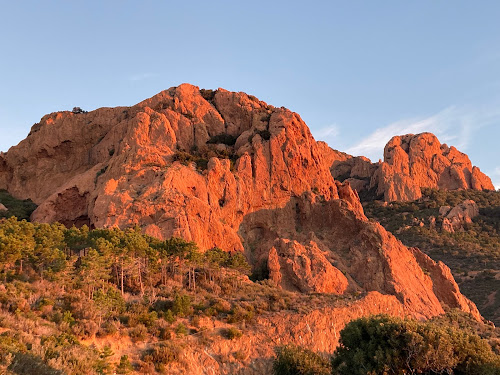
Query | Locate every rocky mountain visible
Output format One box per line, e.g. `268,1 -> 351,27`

0,84 -> 483,324
332,132 -> 494,202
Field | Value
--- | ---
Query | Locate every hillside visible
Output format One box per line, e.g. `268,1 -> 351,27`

0,84 -> 497,374
364,188 -> 500,325
0,217 -> 498,374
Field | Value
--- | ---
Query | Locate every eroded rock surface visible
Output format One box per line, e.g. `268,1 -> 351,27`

332,133 -> 494,202
0,84 -> 481,321
439,199 -> 479,233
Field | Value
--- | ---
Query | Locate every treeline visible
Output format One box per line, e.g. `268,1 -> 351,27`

274,314 -> 500,375
0,217 -> 249,297
0,217 -> 255,374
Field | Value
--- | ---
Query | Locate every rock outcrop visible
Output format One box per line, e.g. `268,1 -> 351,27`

439,199 -> 479,233
0,84 -> 481,321
0,203 -> 7,212
267,239 -> 349,294
332,133 -> 494,202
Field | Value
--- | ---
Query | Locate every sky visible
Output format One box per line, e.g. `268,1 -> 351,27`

1,1 -> 500,187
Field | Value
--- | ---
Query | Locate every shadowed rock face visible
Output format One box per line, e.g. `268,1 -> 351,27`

332,132 -> 494,202
0,84 -> 482,320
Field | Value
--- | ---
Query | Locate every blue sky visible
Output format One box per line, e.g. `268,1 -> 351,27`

1,1 -> 500,186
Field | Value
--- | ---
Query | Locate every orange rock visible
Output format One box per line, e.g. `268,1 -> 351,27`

439,200 -> 479,233
267,239 -> 349,294
332,133 -> 494,202
0,85 -> 482,321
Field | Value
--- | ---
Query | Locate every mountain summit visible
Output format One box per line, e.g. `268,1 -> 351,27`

0,84 -> 484,323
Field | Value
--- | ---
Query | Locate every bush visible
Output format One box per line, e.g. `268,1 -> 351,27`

273,344 -> 331,375
142,343 -> 182,371
331,315 -> 500,375
171,293 -> 192,317
0,190 -> 37,220
115,355 -> 133,374
128,324 -> 148,342
207,134 -> 237,146
225,327 -> 243,340
175,323 -> 188,337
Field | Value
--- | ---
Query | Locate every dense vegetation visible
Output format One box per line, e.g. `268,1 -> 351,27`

0,216 -> 355,374
0,190 -> 37,221
273,314 -> 500,375
364,188 -> 500,325
172,144 -> 238,171
0,217 -> 278,374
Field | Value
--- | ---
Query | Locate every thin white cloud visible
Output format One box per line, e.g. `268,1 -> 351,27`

491,167 -> 500,191
345,105 -> 500,162
316,124 -> 340,139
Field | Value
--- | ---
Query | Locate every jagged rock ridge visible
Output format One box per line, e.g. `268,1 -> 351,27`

0,84 -> 481,321
332,133 -> 494,202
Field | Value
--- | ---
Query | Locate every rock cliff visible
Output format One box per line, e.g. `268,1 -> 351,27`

332,132 -> 494,202
0,84 -> 481,321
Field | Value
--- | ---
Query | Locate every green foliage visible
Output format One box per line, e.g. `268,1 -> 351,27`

171,293 -> 192,317
142,342 -> 183,371
364,188 -> 500,324
172,144 -> 238,171
331,314 -> 500,375
206,133 -> 237,146
175,323 -> 188,336
93,286 -> 126,317
224,327 -> 243,340
273,344 -> 331,375
0,190 -> 37,220
115,355 -> 133,374
204,247 -> 251,273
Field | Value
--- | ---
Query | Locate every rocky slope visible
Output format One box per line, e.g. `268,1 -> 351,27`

0,84 -> 481,323
332,132 -> 494,202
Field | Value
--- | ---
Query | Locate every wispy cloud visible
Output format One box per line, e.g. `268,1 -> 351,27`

345,105 -> 500,162
315,124 -> 340,139
491,167 -> 500,191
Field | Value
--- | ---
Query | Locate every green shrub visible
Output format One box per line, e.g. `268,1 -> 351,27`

207,134 -> 237,146
171,293 -> 192,317
225,327 -> 243,340
142,342 -> 182,371
331,315 -> 500,375
115,355 -> 133,374
175,323 -> 188,336
273,344 -> 331,375
128,324 -> 148,342
0,190 -> 37,220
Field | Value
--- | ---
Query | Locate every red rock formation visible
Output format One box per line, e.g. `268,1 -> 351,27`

267,239 -> 349,294
0,85 -> 481,321
439,199 -> 479,233
332,133 -> 494,202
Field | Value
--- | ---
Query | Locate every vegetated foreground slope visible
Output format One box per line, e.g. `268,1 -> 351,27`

0,217 -> 498,375
364,188 -> 500,325
0,217 -> 403,374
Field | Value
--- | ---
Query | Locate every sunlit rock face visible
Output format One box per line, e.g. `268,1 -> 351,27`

332,132 -> 494,202
0,84 -> 482,321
